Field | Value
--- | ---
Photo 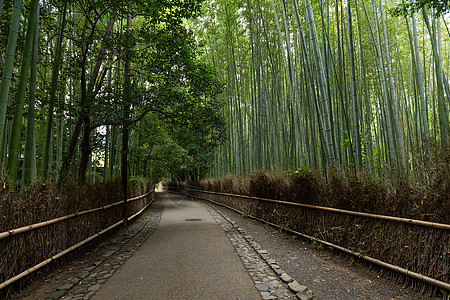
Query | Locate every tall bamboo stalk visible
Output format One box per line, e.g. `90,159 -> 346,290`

23,5 -> 40,185
305,0 -> 336,165
0,0 -> 24,165
421,7 -> 449,148
347,0 -> 362,169
43,4 -> 67,179
7,0 -> 40,180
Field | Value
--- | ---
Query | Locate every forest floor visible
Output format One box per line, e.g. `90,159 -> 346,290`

12,193 -> 429,300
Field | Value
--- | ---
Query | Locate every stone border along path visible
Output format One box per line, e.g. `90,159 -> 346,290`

45,200 -> 162,300
202,202 -> 314,300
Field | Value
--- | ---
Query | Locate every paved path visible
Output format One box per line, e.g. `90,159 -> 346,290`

92,192 -> 262,300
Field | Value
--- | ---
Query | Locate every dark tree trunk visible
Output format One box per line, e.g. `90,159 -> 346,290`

78,120 -> 92,184
122,14 -> 132,223
58,16 -> 115,187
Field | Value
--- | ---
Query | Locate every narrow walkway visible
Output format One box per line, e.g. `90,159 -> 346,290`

16,191 -> 421,300
92,192 -> 262,300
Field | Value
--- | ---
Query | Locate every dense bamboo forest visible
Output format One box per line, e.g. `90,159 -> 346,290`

0,0 -> 449,297
0,0 -> 448,187
0,0 -> 225,188
188,0 -> 449,184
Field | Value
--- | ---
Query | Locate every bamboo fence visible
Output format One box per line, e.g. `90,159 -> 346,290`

180,187 -> 450,231
0,191 -> 154,290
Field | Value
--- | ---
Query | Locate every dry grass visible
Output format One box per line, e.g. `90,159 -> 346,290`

0,178 -> 152,298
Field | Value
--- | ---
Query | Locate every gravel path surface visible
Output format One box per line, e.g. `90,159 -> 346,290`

212,204 -> 423,300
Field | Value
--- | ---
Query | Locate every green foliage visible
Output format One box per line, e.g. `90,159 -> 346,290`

289,166 -> 316,178
128,175 -> 143,187
121,19 -> 225,181
28,0 -> 222,185
129,112 -> 213,183
390,0 -> 450,16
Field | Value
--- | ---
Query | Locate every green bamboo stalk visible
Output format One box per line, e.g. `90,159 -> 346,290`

411,14 -> 429,139
370,0 -> 396,167
305,0 -> 336,165
23,6 -> 40,185
422,7 -> 449,148
378,0 -> 406,171
0,0 -> 24,165
347,0 -> 362,169
260,4 -> 286,170
7,0 -> 40,180
43,4 -> 67,178
292,0 -> 327,168
355,0 -> 374,170
280,0 -> 305,167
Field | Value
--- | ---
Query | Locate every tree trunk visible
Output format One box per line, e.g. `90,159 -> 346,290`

77,121 -> 92,184
58,16 -> 115,185
122,14 -> 132,223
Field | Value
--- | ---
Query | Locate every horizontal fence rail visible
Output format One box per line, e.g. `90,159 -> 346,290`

170,187 -> 450,292
0,191 -> 152,240
178,187 -> 450,231
0,191 -> 154,291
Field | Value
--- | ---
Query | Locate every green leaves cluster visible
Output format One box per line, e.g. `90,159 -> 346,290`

390,0 -> 450,16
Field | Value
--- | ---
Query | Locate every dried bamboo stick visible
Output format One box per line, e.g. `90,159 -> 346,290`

127,191 -> 152,202
127,198 -> 154,222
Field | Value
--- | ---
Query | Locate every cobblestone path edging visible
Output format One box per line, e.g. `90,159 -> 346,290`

203,202 -> 314,300
45,200 -> 162,300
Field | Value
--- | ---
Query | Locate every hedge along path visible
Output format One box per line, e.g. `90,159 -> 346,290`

171,187 -> 450,293
0,191 -> 154,290
181,188 -> 450,231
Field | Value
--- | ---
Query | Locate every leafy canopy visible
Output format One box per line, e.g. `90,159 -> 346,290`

391,0 -> 450,16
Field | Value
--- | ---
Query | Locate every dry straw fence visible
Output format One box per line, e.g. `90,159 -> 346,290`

0,183 -> 154,297
168,175 -> 449,298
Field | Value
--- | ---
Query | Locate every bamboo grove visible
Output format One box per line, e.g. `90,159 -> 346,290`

190,0 -> 450,181
0,0 -> 225,187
